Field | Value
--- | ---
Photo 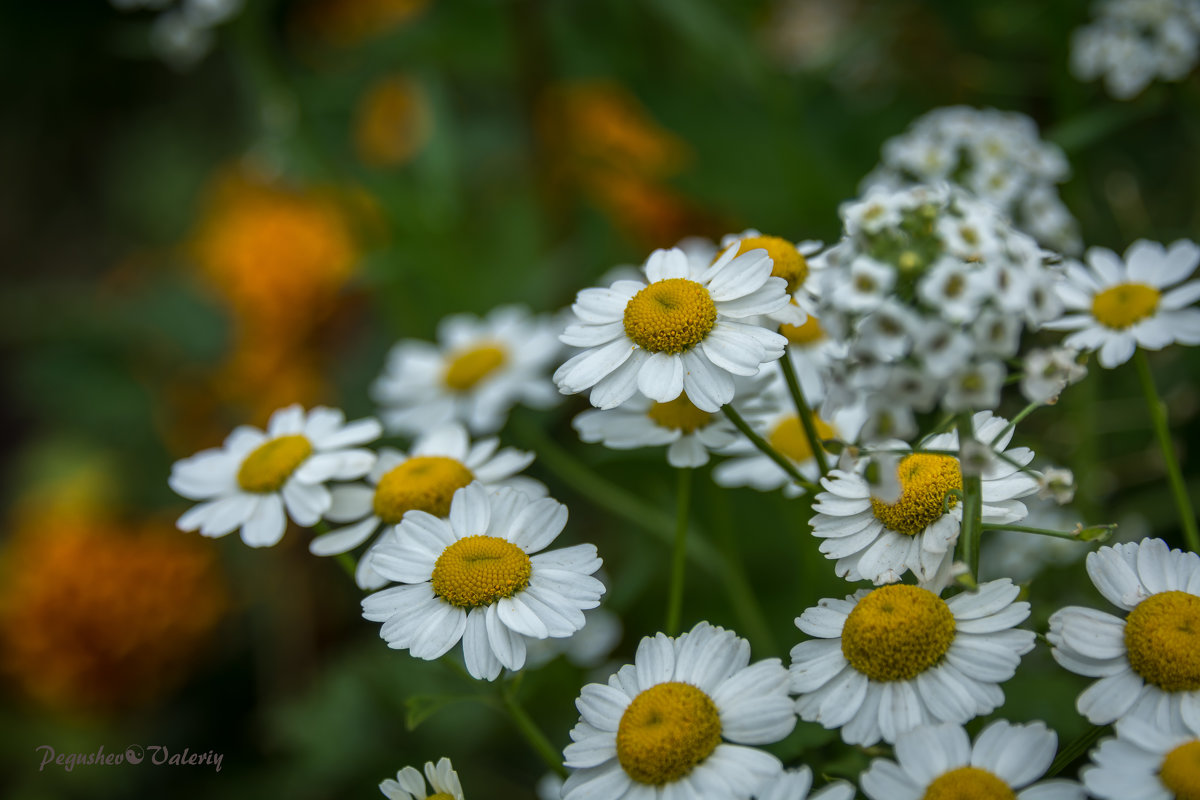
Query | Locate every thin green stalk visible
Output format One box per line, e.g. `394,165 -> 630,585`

988,400 -> 1040,447
722,405 -> 818,493
779,354 -> 829,477
336,553 -> 358,581
1047,725 -> 1108,778
956,412 -> 984,579
665,468 -> 692,636
982,523 -> 1113,543
1134,350 -> 1200,552
502,686 -> 568,778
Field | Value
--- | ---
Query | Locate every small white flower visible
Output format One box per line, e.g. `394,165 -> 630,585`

861,721 -> 1085,800
1083,713 -> 1200,800
1021,347 -> 1087,405
943,359 -> 1006,411
1037,467 -> 1077,505
919,256 -> 988,323
573,393 -> 739,468
380,757 -> 464,800
830,257 -> 894,313
170,404 -> 380,548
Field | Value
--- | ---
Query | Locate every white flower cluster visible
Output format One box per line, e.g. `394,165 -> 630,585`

861,106 -> 1080,254
815,183 -> 1062,440
1071,0 -> 1200,99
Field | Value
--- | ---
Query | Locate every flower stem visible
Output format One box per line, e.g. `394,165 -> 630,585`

502,684 -> 568,779
722,405 -> 818,493
982,522 -> 1115,543
1134,350 -> 1200,552
336,553 -> 358,581
956,412 -> 984,579
780,354 -> 829,477
988,400 -> 1040,447
665,468 -> 692,636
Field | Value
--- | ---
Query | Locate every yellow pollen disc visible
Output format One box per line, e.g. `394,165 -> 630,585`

430,535 -> 532,609
1091,282 -> 1160,330
444,344 -> 507,391
1124,591 -> 1200,691
616,682 -> 722,786
870,454 -> 963,538
841,584 -> 956,682
780,314 -> 824,346
647,395 -> 713,433
922,766 -> 1015,800
623,279 -> 718,354
428,795 -> 454,800
768,415 -> 835,464
733,235 -> 809,293
1160,739 -> 1200,800
236,435 -> 314,493
373,456 -> 475,524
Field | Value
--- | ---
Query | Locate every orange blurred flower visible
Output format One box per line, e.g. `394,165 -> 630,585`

354,75 -> 433,168
0,507 -> 229,714
293,0 -> 430,47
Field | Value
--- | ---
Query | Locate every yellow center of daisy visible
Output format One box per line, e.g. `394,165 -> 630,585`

430,535 -> 532,609
623,279 -> 718,354
870,454 -> 963,538
841,584 -> 957,681
734,235 -> 809,293
647,395 -> 713,433
1160,739 -> 1200,800
922,766 -> 1015,800
427,795 -> 454,800
1091,282 -> 1161,330
768,414 -> 835,464
373,456 -> 475,524
1124,591 -> 1200,691
444,344 -> 507,391
236,435 -> 314,493
780,314 -> 824,346
616,681 -> 722,786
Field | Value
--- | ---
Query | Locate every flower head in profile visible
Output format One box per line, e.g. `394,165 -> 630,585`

1043,239 -> 1200,368
790,579 -> 1035,746
1048,537 -> 1200,729
362,483 -> 603,681
562,621 -> 795,800
573,392 -> 740,468
380,757 -> 463,800
373,305 -> 562,435
555,245 -> 789,412
169,405 -> 381,547
1084,713 -> 1200,800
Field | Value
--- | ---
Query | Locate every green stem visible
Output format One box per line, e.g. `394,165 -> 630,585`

982,522 -> 1112,542
1134,350 -> 1200,552
956,412 -> 984,579
722,405 -> 818,493
988,401 -> 1040,447
665,468 -> 692,636
1047,724 -> 1108,778
502,686 -> 568,778
336,553 -> 358,581
780,354 -> 829,477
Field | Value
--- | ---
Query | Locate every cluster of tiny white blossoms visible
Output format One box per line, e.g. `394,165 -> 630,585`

861,106 -> 1081,254
812,183 -> 1063,440
1071,0 -> 1200,99
109,0 -> 243,70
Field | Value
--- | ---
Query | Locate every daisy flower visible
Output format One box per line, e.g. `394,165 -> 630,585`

361,483 -> 604,681
373,305 -> 562,435
169,404 -> 381,548
309,423 -> 545,590
1083,713 -> 1200,800
753,765 -> 856,800
810,410 -> 1037,585
1047,537 -> 1200,728
562,621 -> 795,800
573,393 -> 740,468
380,757 -> 464,800
861,721 -> 1085,800
554,245 -> 790,413
790,579 -> 1036,746
1043,239 -> 1200,368
718,230 -> 825,324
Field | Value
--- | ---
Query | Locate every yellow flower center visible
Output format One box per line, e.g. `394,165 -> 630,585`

768,415 -> 835,465
1091,282 -> 1161,330
430,535 -> 532,609
646,395 -> 713,433
1124,591 -> 1200,691
236,435 -> 314,493
623,279 -> 718,354
841,584 -> 957,681
443,344 -> 507,391
428,794 -> 454,800
922,766 -> 1015,800
616,681 -> 722,786
1160,739 -> 1200,800
780,314 -> 824,346
870,454 -> 963,537
734,235 -> 809,293
373,456 -> 475,524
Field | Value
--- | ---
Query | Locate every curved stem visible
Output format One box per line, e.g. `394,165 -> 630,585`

956,412 -> 984,579
502,686 -> 568,779
665,468 -> 692,636
1134,350 -> 1200,552
780,354 -> 829,477
721,405 -> 817,493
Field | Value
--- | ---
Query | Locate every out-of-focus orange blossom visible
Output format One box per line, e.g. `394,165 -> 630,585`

354,75 -> 433,168
293,0 -> 430,48
0,504 -> 229,714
